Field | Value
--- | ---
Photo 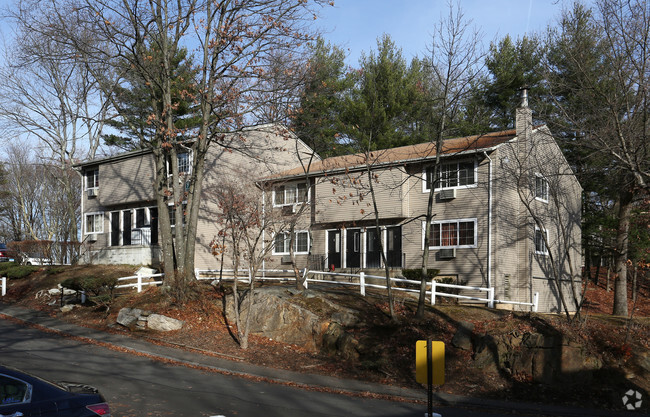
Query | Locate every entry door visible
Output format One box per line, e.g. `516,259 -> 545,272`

386,226 -> 402,268
366,228 -> 381,268
346,229 -> 361,268
122,210 -> 132,245
110,211 -> 120,246
327,230 -> 341,269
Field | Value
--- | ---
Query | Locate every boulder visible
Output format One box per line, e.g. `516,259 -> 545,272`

117,308 -> 142,327
147,314 -> 184,331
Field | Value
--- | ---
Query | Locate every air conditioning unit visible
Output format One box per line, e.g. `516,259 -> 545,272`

87,188 -> 98,197
439,248 -> 456,259
438,189 -> 456,200
281,255 -> 292,264
87,233 -> 98,242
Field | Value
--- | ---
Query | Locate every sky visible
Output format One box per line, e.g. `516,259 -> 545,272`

313,0 -> 573,66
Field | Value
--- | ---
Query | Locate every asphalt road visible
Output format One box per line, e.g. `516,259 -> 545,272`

0,318 -> 543,417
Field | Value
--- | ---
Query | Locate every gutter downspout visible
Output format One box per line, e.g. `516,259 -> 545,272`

262,189 -> 266,278
483,151 -> 493,291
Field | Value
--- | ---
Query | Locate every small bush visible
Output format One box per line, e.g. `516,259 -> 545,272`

0,264 -> 40,279
401,268 -> 440,281
61,275 -> 118,296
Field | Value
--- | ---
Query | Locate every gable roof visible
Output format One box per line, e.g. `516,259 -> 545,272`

267,128 -> 518,181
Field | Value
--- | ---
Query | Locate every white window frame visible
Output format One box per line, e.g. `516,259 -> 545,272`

166,151 -> 193,177
534,174 -> 549,203
422,159 -> 478,192
422,218 -> 477,249
85,212 -> 104,234
534,226 -> 549,255
273,230 -> 310,255
85,168 -> 99,190
273,182 -> 310,207
168,202 -> 187,227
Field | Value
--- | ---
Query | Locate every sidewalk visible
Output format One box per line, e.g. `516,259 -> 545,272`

0,302 -> 644,417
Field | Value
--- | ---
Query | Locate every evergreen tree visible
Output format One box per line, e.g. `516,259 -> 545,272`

291,38 -> 353,157
103,43 -> 198,151
342,34 -> 423,151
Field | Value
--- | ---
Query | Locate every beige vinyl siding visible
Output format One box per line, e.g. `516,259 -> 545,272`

313,167 -> 407,224
193,129 -> 318,270
98,154 -> 156,205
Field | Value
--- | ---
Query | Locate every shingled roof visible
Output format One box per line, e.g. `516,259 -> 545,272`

268,128 -> 517,180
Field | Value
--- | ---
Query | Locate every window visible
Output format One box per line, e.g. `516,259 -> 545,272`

0,375 -> 31,405
534,227 -> 548,255
167,151 -> 192,176
273,182 -> 309,206
85,168 -> 99,190
177,152 -> 191,175
426,219 -> 476,248
168,203 -> 187,227
85,212 -> 104,234
273,231 -> 310,254
535,174 -> 549,202
424,160 -> 476,191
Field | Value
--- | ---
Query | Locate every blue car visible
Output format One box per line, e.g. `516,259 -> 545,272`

0,366 -> 110,416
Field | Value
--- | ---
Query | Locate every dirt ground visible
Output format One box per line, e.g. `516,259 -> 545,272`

2,264 -> 649,410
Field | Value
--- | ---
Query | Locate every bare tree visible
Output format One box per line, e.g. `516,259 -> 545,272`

210,177 -> 288,349
0,7 -> 110,245
417,0 -> 485,317
21,0 -> 329,297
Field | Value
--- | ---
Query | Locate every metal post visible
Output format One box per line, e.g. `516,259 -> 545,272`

532,292 -> 539,312
1,277 -> 5,297
360,272 -> 365,296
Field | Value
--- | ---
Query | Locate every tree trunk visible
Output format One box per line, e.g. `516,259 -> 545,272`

612,189 -> 633,316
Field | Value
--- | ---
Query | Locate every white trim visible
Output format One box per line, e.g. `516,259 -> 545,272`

85,212 -> 104,234
422,159 -> 478,193
424,218 -> 478,249
272,230 -> 310,255
534,226 -> 549,255
272,182 -> 310,207
534,173 -> 549,203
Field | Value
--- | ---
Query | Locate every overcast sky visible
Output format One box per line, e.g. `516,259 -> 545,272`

313,0 -> 574,66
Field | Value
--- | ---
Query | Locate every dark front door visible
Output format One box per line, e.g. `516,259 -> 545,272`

123,210 -> 132,246
366,227 -> 381,268
386,226 -> 402,268
327,230 -> 341,269
346,229 -> 361,268
150,207 -> 158,245
110,211 -> 120,246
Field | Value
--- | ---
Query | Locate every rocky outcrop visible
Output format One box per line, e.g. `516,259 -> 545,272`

225,287 -> 360,354
460,326 -> 603,383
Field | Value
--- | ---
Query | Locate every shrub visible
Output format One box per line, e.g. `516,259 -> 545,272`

0,264 -> 40,279
400,268 -> 440,281
61,275 -> 118,297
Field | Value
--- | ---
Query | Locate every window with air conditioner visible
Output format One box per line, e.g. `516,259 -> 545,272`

424,218 -> 477,249
85,168 -> 99,195
273,182 -> 309,207
273,231 -> 310,255
85,212 -> 104,234
423,160 -> 477,192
